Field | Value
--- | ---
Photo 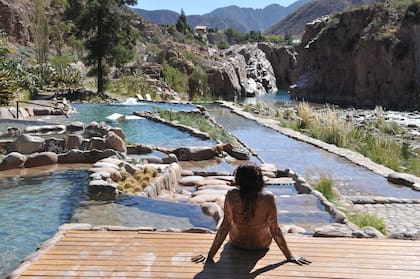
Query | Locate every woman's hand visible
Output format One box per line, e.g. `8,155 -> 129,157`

191,254 -> 214,264
288,256 -> 311,266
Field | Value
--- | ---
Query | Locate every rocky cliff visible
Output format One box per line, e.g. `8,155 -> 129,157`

207,43 -> 297,99
0,0 -> 34,45
291,2 -> 420,110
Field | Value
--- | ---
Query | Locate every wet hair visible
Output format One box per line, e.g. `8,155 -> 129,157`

234,164 -> 265,218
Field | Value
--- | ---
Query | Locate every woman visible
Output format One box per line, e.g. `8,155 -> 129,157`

192,164 -> 310,265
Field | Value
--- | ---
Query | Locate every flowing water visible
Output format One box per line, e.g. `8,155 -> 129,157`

206,105 -> 420,199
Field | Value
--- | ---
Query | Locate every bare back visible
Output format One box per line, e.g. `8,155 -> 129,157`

225,189 -> 277,250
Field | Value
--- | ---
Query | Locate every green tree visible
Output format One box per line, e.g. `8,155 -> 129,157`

34,0 -> 49,64
70,0 -> 138,95
176,9 -> 191,34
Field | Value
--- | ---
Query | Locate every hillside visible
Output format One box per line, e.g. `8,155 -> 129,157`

132,1 -> 312,33
266,0 -> 384,36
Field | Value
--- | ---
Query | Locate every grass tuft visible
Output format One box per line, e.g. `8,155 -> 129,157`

348,213 -> 387,235
314,175 -> 337,201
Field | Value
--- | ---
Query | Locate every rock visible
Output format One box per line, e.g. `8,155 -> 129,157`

110,127 -> 125,141
66,134 -> 84,150
198,185 -> 236,191
123,162 -> 140,175
287,225 -> 306,234
197,179 -> 230,187
13,134 -> 44,154
162,154 -> 178,164
172,146 -> 221,161
89,137 -> 107,150
24,152 -> 58,168
258,43 -> 297,88
32,108 -> 52,115
43,138 -> 65,153
106,131 -> 127,153
191,189 -> 229,197
313,223 -> 354,237
189,194 -> 219,204
0,0 -> 34,45
23,125 -> 66,135
201,202 -> 223,226
93,161 -> 120,170
89,167 -> 122,182
66,121 -> 84,133
387,230 -> 420,240
359,226 -> 385,238
0,152 -> 26,170
88,180 -> 118,201
179,176 -> 205,186
142,156 -> 164,164
85,121 -> 109,138
222,143 -> 250,160
58,149 -> 121,164
387,172 -> 418,187
290,7 -> 419,110
127,144 -> 154,154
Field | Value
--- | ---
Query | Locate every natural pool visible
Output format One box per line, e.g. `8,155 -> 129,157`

0,169 -> 89,278
70,101 -> 216,148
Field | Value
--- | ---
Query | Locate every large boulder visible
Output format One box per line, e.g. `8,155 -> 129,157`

13,134 -> 44,154
172,146 -> 222,161
0,152 -> 26,170
24,152 -> 58,168
105,131 -> 127,153
66,121 -> 84,133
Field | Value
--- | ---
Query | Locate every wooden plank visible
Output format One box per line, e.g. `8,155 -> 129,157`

16,230 -> 420,279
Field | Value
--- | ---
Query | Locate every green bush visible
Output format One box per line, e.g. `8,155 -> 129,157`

162,60 -> 188,93
348,213 -> 387,235
315,176 -> 336,201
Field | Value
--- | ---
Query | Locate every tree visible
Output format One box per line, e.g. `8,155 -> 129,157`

34,0 -> 49,64
70,0 -> 138,95
176,9 -> 191,34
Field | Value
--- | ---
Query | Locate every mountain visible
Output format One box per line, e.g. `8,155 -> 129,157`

131,9 -> 180,25
132,1 -> 313,33
266,0 -> 384,36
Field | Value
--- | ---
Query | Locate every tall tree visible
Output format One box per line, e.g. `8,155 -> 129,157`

176,9 -> 191,34
71,0 -> 138,95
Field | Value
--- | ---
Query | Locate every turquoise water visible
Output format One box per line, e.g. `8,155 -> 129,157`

238,90 -> 292,105
0,170 -> 89,278
71,102 -> 216,148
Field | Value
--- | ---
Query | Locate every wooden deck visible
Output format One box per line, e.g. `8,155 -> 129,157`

13,230 -> 420,279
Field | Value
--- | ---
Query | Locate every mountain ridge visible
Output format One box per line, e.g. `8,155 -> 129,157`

132,1 -> 313,33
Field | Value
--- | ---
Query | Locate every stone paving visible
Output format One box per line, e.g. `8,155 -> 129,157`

358,203 -> 420,235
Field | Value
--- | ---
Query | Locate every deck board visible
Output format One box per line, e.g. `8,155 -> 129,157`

15,230 -> 420,279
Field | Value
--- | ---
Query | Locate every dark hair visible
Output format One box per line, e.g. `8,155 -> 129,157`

234,164 -> 265,218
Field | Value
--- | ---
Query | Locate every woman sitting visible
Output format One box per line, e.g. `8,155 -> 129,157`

192,163 -> 310,265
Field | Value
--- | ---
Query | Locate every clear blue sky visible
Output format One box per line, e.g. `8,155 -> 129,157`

132,0 -> 298,15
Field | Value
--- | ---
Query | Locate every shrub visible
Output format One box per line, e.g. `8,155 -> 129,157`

117,168 -> 158,195
348,213 -> 387,235
315,176 -> 336,201
162,60 -> 188,93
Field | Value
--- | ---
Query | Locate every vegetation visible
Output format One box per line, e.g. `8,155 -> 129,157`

162,60 -> 188,94
109,73 -> 158,99
314,175 -> 336,201
243,102 -> 420,176
117,167 -> 159,194
348,213 -> 387,235
68,0 -> 139,95
157,109 -> 237,145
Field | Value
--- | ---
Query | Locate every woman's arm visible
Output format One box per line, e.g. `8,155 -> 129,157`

206,191 -> 233,261
267,194 -> 311,265
267,194 -> 293,260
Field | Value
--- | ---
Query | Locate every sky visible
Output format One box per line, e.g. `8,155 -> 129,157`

132,0 -> 298,15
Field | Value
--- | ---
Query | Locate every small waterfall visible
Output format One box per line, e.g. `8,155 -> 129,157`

121,97 -> 139,105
